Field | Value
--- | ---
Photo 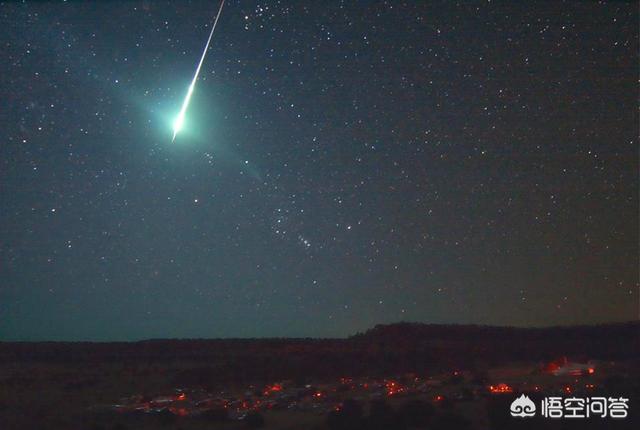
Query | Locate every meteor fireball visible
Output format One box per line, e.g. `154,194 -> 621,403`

172,0 -> 225,142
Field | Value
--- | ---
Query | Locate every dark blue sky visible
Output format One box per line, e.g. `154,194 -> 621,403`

1,1 -> 637,340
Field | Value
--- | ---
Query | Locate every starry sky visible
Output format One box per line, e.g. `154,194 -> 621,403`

1,1 -> 637,341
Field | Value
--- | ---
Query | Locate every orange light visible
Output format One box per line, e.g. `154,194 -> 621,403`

177,393 -> 186,401
385,380 -> 403,396
587,368 -> 595,374
434,394 -> 444,402
564,386 -> 572,394
489,383 -> 513,393
265,383 -> 282,394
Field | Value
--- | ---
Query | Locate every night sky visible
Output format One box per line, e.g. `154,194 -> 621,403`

1,1 -> 637,341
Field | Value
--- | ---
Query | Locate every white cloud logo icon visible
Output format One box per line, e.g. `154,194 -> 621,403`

510,394 -> 536,417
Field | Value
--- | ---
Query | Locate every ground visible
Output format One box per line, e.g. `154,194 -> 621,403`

1,358 -> 637,429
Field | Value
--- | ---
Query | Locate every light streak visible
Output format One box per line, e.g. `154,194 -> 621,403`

172,0 -> 225,142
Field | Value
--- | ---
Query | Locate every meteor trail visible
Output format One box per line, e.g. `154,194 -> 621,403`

172,0 -> 225,142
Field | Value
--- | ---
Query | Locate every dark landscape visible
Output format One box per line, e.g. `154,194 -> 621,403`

1,322 -> 638,429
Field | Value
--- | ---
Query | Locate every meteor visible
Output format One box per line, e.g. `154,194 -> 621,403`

172,0 -> 225,142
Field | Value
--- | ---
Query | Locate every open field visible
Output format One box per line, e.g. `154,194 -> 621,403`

1,323 -> 638,429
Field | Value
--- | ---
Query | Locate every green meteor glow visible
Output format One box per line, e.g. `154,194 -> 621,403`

172,0 -> 225,142
172,82 -> 194,140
